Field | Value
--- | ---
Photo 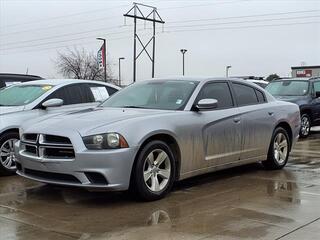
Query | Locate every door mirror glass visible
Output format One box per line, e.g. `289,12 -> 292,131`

316,91 -> 320,98
196,98 -> 218,110
42,98 -> 63,108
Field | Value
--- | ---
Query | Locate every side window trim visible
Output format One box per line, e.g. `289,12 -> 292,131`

194,81 -> 235,110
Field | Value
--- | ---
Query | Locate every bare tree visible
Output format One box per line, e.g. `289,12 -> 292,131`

55,48 -> 114,81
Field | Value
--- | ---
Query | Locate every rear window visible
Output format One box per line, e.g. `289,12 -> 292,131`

0,85 -> 51,106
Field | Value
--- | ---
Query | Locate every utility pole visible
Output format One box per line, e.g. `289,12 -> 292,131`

118,57 -> 125,86
124,3 -> 165,82
180,49 -> 187,76
97,38 -> 107,82
226,65 -> 232,77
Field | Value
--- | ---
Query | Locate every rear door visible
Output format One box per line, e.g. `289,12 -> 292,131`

196,81 -> 242,166
311,80 -> 320,123
231,82 -> 274,161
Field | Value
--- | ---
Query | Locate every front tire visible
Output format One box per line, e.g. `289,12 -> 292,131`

0,132 -> 19,176
262,127 -> 290,170
131,140 -> 176,201
299,114 -> 311,138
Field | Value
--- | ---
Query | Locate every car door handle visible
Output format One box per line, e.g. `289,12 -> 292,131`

268,111 -> 274,116
233,117 -> 241,123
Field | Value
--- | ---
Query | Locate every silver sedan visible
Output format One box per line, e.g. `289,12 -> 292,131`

15,77 -> 300,201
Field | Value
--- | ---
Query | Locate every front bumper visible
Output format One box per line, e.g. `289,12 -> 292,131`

15,137 -> 138,191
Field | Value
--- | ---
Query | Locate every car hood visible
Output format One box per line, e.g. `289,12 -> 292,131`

273,95 -> 306,104
0,106 -> 25,115
24,107 -> 173,136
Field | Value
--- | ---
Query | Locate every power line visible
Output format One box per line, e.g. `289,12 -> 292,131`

0,20 -> 318,55
166,9 -> 320,24
1,9 -> 318,47
0,0 -> 246,34
1,25 -> 131,46
163,20 -> 320,34
0,29 -> 132,51
0,4 -> 128,29
164,14 -> 320,29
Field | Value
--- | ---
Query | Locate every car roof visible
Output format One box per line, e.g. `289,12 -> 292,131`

272,77 -> 312,81
17,79 -> 121,89
145,76 -> 247,82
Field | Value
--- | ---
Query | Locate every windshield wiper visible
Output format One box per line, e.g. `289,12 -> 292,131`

122,105 -> 147,109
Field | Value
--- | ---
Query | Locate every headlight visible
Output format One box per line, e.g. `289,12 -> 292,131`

83,133 -> 129,150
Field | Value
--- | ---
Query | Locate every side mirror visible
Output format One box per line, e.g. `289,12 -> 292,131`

42,98 -> 63,109
195,98 -> 218,111
316,91 -> 320,98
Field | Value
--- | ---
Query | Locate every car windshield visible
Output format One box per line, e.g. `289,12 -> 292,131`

265,80 -> 309,96
101,80 -> 199,110
0,84 -> 52,106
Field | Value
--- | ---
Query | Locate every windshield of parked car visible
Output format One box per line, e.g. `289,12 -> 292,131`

0,84 -> 52,106
265,80 -> 309,96
101,80 -> 199,110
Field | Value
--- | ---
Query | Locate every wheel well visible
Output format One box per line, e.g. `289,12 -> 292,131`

0,128 -> 19,137
275,122 -> 292,148
133,134 -> 181,181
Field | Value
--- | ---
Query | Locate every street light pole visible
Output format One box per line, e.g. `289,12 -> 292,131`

97,38 -> 107,82
226,65 -> 232,78
180,49 -> 187,76
118,57 -> 125,87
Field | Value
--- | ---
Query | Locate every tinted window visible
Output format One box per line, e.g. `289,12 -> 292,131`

314,81 -> 320,92
49,84 -> 94,105
197,82 -> 233,109
233,83 -> 259,106
255,89 -> 266,103
107,86 -> 118,95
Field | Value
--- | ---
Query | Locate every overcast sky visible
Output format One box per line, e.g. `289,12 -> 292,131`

0,0 -> 319,85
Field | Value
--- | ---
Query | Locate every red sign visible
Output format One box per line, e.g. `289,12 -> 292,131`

296,69 -> 312,77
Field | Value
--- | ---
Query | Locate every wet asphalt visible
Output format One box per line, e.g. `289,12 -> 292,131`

1,129 -> 320,240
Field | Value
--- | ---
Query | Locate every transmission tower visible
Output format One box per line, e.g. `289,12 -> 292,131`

124,2 -> 165,82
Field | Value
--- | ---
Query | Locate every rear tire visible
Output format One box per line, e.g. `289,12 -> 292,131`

299,114 -> 311,138
131,140 -> 176,201
262,127 -> 290,170
0,131 -> 19,176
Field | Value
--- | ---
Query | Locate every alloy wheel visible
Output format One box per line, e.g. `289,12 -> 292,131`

0,138 -> 17,170
300,115 -> 310,136
273,133 -> 288,165
143,149 -> 171,192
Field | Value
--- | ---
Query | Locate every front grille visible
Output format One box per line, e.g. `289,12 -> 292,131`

21,134 -> 75,160
22,133 -> 38,143
43,147 -> 75,159
24,168 -> 80,183
43,135 -> 72,145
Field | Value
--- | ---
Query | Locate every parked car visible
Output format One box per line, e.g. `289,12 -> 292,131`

15,77 -> 300,201
265,77 -> 320,138
0,79 -> 120,175
0,73 -> 42,89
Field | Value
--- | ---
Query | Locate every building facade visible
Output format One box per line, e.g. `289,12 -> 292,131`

291,65 -> 320,78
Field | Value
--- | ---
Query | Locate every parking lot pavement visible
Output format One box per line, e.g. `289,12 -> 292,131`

1,131 -> 320,240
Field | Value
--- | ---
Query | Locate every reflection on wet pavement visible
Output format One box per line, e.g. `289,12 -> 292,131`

1,132 -> 320,240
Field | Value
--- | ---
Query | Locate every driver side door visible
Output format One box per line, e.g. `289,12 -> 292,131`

196,81 -> 242,167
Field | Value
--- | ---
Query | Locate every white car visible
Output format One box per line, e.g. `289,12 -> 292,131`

0,79 -> 120,175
